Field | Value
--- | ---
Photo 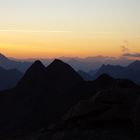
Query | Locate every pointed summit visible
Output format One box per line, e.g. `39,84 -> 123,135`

23,60 -> 45,75
48,59 -> 70,69
29,60 -> 45,70
17,59 -> 83,92
45,59 -> 83,92
52,59 -> 64,64
46,59 -> 83,81
46,59 -> 78,73
17,60 -> 46,88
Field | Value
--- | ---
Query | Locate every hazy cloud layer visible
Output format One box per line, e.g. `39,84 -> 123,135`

123,53 -> 140,58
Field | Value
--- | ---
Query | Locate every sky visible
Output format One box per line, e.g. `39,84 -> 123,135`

0,0 -> 140,58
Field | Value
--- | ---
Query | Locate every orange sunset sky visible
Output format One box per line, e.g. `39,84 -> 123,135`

0,0 -> 140,59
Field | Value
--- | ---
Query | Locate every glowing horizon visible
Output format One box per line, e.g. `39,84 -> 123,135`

0,0 -> 140,59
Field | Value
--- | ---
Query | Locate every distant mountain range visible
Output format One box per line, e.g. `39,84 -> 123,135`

0,52 -> 140,92
77,60 -> 140,85
0,66 -> 22,90
0,59 -> 140,139
94,60 -> 140,85
0,53 -> 133,72
78,70 -> 93,81
0,53 -> 31,72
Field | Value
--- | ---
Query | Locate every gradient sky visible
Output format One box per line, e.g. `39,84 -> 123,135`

0,0 -> 140,58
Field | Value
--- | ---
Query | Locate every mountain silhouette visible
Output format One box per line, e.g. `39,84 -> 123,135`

17,60 -> 46,89
94,61 -> 140,85
24,75 -> 140,140
127,60 -> 140,70
0,59 -> 84,137
41,76 -> 140,140
0,53 -> 31,72
0,60 -> 140,139
18,59 -> 83,92
0,66 -> 22,90
78,70 -> 93,81
94,73 -> 114,83
45,59 -> 83,92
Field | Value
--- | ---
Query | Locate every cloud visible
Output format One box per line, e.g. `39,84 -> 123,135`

121,41 -> 140,58
120,40 -> 130,54
123,53 -> 140,58
121,40 -> 130,53
121,46 -> 130,53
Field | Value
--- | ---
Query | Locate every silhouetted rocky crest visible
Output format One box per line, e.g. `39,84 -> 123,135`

127,60 -> 140,70
45,59 -> 83,92
17,60 -> 46,89
0,60 -> 140,139
17,59 -> 83,92
94,63 -> 140,85
95,73 -> 114,83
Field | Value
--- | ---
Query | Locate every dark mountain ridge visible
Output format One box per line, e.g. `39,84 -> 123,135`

17,60 -> 46,89
127,60 -> 140,70
45,59 -> 83,92
94,60 -> 140,85
0,60 -> 140,139
0,59 -> 84,136
18,59 -> 83,92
